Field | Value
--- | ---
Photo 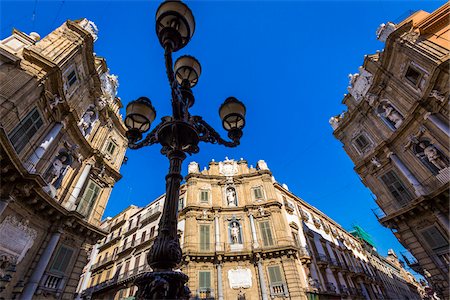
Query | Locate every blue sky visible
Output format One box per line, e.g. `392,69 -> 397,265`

1,0 -> 445,265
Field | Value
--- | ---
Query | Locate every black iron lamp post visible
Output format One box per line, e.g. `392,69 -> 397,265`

124,1 -> 246,299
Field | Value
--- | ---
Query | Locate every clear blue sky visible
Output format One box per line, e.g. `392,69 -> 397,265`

2,0 -> 445,265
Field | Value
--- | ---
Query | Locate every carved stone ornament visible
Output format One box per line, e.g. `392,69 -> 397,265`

347,67 -> 373,102
219,157 -> 238,176
196,210 -> 213,221
188,161 -> 200,174
256,160 -> 269,170
228,268 -> 252,289
371,157 -> 382,168
78,18 -> 99,41
430,90 -> 447,103
403,126 -> 426,150
313,217 -> 322,229
0,216 -> 37,270
100,72 -> 119,102
49,94 -> 64,109
376,22 -> 396,42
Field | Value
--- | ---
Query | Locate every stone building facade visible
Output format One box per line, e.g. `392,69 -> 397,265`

78,158 -> 422,300
0,19 -> 127,299
330,4 -> 449,298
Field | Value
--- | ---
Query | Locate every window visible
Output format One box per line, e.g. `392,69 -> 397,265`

105,269 -> 111,280
292,231 -> 300,247
199,271 -> 211,298
135,255 -> 141,269
8,107 -> 44,153
178,197 -> 184,212
76,179 -> 101,217
380,171 -> 412,206
420,226 -> 448,251
353,133 -> 371,153
50,245 -> 74,273
141,231 -> 146,242
259,221 -> 274,246
267,266 -> 283,284
200,224 -> 211,251
405,66 -> 421,86
128,219 -> 134,231
200,190 -> 209,203
67,69 -> 77,86
136,215 -> 141,224
105,140 -> 117,157
150,226 -> 155,238
253,187 -> 264,200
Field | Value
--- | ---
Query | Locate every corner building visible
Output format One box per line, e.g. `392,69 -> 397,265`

0,19 -> 127,299
330,4 -> 449,297
79,159 -> 422,300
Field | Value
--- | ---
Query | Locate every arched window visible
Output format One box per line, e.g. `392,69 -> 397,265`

376,100 -> 404,130
229,220 -> 243,244
413,140 -> 448,175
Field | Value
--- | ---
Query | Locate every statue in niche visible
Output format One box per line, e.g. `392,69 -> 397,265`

46,151 -> 72,189
419,142 -> 447,171
381,103 -> 403,128
78,106 -> 98,136
237,290 -> 246,300
226,186 -> 237,207
230,222 -> 241,244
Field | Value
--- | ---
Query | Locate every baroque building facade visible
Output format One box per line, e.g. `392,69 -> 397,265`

0,19 -> 127,299
330,4 -> 449,298
78,158 -> 422,300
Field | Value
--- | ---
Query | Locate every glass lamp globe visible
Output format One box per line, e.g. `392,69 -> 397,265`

219,97 -> 246,131
125,97 -> 157,134
174,55 -> 201,88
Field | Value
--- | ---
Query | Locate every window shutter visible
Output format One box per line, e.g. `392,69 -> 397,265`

268,266 -> 282,284
199,271 -> 211,288
380,171 -> 411,206
421,227 -> 448,250
200,190 -> 209,203
259,221 -> 274,246
254,188 -> 263,199
8,108 -> 44,153
51,246 -> 74,273
77,180 -> 101,217
200,225 -> 210,250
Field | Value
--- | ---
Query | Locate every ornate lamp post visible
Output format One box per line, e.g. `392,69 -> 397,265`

124,1 -> 246,299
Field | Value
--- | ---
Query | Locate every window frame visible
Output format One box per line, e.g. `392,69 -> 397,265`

404,65 -> 422,87
267,265 -> 284,285
8,107 -> 44,154
104,139 -> 118,161
353,132 -> 372,154
76,179 -> 102,217
259,220 -> 274,246
252,186 -> 265,201
50,245 -> 74,275
199,224 -> 211,251
199,189 -> 210,204
379,170 -> 413,207
419,225 -> 448,252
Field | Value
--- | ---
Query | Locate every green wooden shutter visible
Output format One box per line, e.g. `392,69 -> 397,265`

421,226 -> 448,250
200,190 -> 209,203
380,171 -> 412,206
77,180 -> 101,217
267,266 -> 283,284
200,225 -> 210,251
199,271 -> 211,288
259,221 -> 274,246
50,245 -> 74,273
254,188 -> 263,199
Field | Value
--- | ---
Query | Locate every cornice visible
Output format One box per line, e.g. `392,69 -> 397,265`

185,169 -> 272,182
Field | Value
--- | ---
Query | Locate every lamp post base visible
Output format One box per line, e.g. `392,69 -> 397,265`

134,271 -> 190,300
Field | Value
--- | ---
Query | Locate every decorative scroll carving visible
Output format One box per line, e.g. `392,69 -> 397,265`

219,157 -> 238,176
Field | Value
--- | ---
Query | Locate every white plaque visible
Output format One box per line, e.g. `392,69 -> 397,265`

228,268 -> 252,289
0,216 -> 37,265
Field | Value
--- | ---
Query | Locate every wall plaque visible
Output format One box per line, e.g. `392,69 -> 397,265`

228,268 -> 252,289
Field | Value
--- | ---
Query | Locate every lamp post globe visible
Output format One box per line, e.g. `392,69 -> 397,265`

174,55 -> 201,88
125,97 -> 156,142
155,0 -> 195,51
219,97 -> 246,141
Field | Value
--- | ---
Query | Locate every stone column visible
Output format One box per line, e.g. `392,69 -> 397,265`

75,244 -> 98,300
0,197 -> 12,216
216,263 -> 224,300
248,213 -> 259,248
214,213 -> 221,251
388,152 -> 425,196
25,123 -> 63,172
359,281 -> 370,300
425,113 -> 450,136
21,230 -> 62,300
65,163 -> 92,210
256,257 -> 269,300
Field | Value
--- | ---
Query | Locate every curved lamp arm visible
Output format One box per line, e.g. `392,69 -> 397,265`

128,119 -> 166,150
191,116 -> 240,148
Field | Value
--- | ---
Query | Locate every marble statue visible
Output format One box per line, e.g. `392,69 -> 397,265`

382,104 -> 403,128
226,187 -> 237,206
230,222 -> 240,244
78,107 -> 97,136
421,143 -> 447,170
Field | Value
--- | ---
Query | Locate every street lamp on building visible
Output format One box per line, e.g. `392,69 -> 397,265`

124,1 -> 246,299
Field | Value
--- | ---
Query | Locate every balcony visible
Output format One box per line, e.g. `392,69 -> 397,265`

270,282 -> 288,297
338,285 -> 350,295
109,215 -> 126,231
329,258 -> 341,270
196,288 -> 214,300
118,264 -> 151,283
124,222 -> 139,236
38,272 -> 66,296
91,254 -> 115,271
316,253 -> 329,267
140,206 -> 163,227
325,282 -> 337,294
98,232 -> 121,250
